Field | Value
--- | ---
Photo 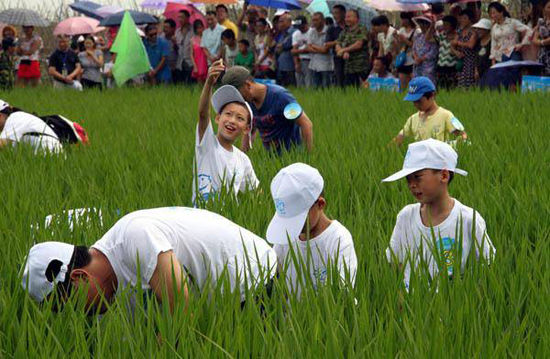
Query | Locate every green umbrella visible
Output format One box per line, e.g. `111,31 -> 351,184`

306,0 -> 333,18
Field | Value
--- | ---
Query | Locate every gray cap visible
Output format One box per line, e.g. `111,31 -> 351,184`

221,66 -> 254,89
212,85 -> 253,121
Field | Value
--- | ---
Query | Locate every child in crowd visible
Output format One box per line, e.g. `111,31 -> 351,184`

393,76 -> 468,146
193,59 -> 259,204
220,29 -> 238,68
191,20 -> 208,83
267,163 -> 357,296
383,139 -> 495,290
234,40 -> 255,72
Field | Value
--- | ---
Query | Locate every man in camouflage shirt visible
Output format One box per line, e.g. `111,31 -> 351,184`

336,10 -> 370,87
0,38 -> 16,90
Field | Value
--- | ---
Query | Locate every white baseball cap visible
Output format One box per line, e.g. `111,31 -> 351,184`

382,139 -> 468,182
21,242 -> 75,302
266,163 -> 324,244
0,99 -> 9,112
472,18 -> 492,30
211,85 -> 253,123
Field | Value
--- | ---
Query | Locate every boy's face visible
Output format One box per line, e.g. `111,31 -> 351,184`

215,102 -> 250,142
406,169 -> 450,203
238,43 -> 247,53
222,36 -> 230,45
413,94 -> 434,112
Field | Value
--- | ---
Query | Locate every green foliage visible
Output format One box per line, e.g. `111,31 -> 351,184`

0,86 -> 548,357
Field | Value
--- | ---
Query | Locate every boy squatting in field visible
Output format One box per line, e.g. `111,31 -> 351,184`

0,100 -> 63,153
383,138 -> 496,290
393,76 -> 468,147
266,163 -> 358,296
21,207 -> 277,313
193,59 -> 259,203
222,66 -> 313,154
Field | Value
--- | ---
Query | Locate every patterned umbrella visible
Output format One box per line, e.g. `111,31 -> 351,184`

0,8 -> 49,27
307,0 -> 333,18
140,0 -> 191,10
366,0 -> 429,12
326,0 -> 378,28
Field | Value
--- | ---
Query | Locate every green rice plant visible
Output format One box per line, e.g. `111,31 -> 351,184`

0,86 -> 548,357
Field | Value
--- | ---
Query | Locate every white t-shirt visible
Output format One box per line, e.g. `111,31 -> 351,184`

193,122 -> 259,203
274,220 -> 357,297
386,199 -> 496,290
0,111 -> 62,153
92,207 -> 277,302
292,28 -> 313,60
377,26 -> 397,56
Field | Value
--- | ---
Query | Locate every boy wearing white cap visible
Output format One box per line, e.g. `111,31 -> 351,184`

21,207 -> 277,313
383,139 -> 495,289
393,76 -> 468,147
193,59 -> 259,204
266,163 -> 357,296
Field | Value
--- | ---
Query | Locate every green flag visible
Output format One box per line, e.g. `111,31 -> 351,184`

111,12 -> 151,86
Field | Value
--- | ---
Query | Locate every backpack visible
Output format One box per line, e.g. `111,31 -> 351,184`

38,115 -> 89,146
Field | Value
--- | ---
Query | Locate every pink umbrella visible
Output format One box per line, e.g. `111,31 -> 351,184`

366,0 -> 429,12
53,16 -> 104,36
164,2 -> 206,28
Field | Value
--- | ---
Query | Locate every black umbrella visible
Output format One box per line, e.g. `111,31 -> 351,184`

68,1 -> 103,20
98,10 -> 158,27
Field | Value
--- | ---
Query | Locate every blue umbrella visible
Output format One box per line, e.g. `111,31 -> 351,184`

69,1 -> 104,20
247,0 -> 302,10
98,10 -> 159,26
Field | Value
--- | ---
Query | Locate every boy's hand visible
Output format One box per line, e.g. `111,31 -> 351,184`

207,59 -> 225,85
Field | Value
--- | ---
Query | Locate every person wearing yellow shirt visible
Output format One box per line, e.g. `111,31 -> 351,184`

394,76 -> 468,146
217,5 -> 239,38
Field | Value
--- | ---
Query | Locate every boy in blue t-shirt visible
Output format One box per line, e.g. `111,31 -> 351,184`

221,66 -> 313,154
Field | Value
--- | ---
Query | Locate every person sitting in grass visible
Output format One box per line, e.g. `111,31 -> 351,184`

382,139 -> 496,290
0,99 -> 62,153
222,66 -> 313,154
193,59 -> 259,204
393,76 -> 468,147
266,163 -> 357,296
234,39 -> 255,72
21,207 -> 277,314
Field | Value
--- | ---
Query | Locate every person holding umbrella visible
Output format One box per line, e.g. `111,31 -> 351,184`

16,25 -> 43,88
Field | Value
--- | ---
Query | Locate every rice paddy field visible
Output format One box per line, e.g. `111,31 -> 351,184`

0,86 -> 548,357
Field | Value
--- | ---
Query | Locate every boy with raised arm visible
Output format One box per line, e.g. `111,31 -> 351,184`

193,59 -> 259,204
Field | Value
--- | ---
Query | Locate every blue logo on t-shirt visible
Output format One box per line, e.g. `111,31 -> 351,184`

436,237 -> 456,276
198,174 -> 212,192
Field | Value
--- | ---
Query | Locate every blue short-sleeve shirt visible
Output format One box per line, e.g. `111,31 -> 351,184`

251,84 -> 302,152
